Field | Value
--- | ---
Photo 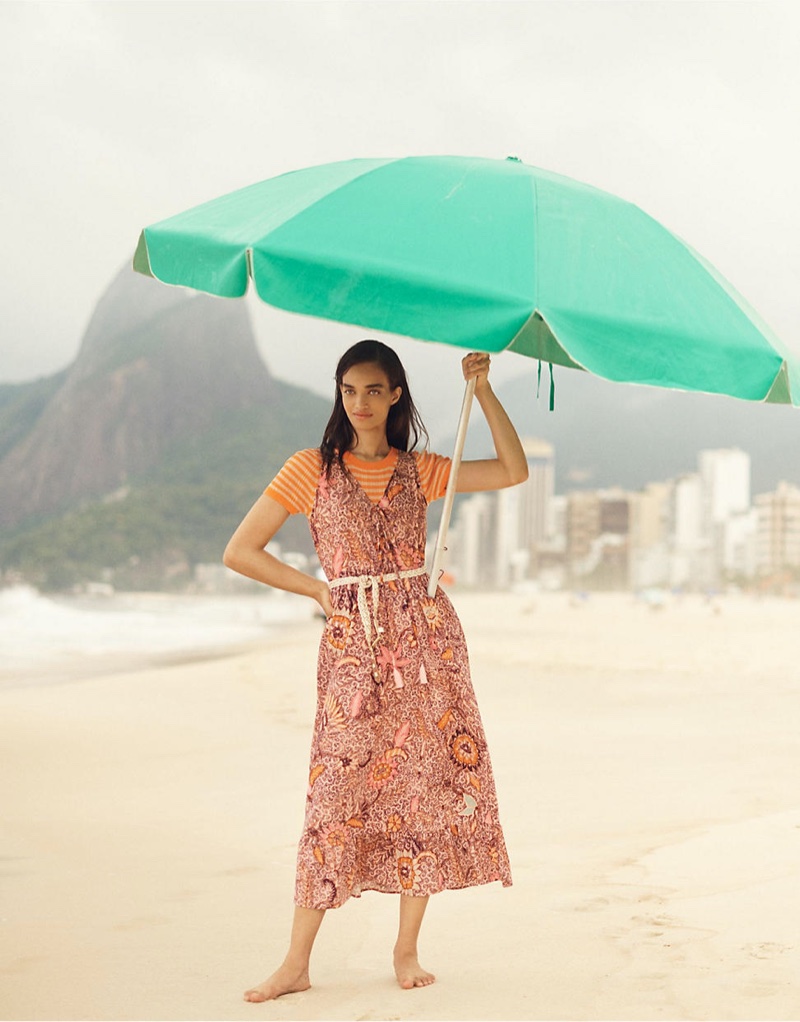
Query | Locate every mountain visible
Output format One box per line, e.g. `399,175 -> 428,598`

0,266 -> 329,589
0,265 -> 282,527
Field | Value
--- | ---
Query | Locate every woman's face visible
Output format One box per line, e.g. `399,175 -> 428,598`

339,362 -> 402,434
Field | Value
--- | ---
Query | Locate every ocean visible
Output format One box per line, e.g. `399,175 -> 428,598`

0,585 -> 316,690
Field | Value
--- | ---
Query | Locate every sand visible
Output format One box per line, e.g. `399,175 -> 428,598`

2,590 -> 799,1021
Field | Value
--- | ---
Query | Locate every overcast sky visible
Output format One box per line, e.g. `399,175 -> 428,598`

3,0 -> 799,420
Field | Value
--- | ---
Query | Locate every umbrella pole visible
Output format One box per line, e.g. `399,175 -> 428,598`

427,377 -> 476,597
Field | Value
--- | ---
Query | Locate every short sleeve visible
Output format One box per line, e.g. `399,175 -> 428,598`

263,449 -> 321,517
413,450 -> 452,503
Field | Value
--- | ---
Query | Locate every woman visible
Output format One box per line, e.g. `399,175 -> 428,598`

223,339 -> 528,1002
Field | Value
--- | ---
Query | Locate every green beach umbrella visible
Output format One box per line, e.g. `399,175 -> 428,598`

133,155 -> 797,591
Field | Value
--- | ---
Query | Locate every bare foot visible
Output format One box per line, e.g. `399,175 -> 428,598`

393,949 -> 436,989
243,962 -> 310,1002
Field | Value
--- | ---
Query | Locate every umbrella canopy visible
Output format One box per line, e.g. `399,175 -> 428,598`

134,154 -> 797,596
134,154 -> 797,406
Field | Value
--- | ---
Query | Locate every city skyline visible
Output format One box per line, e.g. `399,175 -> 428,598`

447,436 -> 800,593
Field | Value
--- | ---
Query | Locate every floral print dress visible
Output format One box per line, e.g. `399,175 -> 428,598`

296,448 -> 512,909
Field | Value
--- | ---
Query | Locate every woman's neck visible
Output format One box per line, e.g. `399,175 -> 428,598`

348,437 -> 392,461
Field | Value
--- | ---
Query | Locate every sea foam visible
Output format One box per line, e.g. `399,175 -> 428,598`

0,586 -> 314,684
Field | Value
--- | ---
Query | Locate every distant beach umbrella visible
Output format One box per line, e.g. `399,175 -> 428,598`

134,155 -> 798,589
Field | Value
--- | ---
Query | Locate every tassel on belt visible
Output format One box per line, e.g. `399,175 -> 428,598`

328,566 -> 428,646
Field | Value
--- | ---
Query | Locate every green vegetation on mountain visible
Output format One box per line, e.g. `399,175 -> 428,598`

1,387 -> 328,590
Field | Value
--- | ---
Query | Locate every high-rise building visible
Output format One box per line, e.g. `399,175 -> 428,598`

633,481 -> 671,549
495,484 -> 521,588
566,488 -> 631,588
518,438 -> 555,547
722,509 -> 758,580
756,482 -> 800,578
537,494 -> 568,589
698,449 -> 751,584
629,482 -> 671,589
450,492 -> 496,588
699,448 -> 751,525
451,436 -> 556,589
670,473 -> 707,588
510,437 -> 556,580
566,491 -> 601,573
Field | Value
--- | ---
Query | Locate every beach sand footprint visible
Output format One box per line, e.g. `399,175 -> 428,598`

113,914 -> 171,932
571,895 -> 614,912
743,941 -> 794,960
0,955 -> 49,976
214,864 -> 264,877
630,911 -> 686,938
166,887 -> 201,902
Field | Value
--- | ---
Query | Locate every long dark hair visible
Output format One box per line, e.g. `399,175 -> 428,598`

320,340 -> 429,477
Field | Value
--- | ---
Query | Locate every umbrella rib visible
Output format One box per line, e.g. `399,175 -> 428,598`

531,168 -> 540,313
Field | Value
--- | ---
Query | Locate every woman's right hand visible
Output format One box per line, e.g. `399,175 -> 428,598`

316,580 -> 333,619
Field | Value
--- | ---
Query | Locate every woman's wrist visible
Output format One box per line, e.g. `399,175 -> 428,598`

314,578 -> 333,618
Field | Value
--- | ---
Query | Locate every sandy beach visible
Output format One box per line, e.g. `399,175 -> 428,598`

2,589 -> 800,1021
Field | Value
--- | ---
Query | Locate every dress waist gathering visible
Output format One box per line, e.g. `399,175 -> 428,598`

329,566 -> 430,645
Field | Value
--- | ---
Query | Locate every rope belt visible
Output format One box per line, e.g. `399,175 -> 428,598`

329,566 -> 428,645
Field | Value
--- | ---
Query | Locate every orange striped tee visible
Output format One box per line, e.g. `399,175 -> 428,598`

264,448 -> 452,517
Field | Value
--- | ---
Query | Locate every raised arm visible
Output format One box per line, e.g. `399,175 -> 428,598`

222,494 -> 332,617
455,352 -> 529,493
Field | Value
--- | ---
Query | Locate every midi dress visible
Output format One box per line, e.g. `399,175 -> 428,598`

275,447 -> 513,910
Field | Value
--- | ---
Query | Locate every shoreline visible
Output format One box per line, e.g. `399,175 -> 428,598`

0,587 -> 319,692
0,639 -> 269,693
0,617 -> 323,692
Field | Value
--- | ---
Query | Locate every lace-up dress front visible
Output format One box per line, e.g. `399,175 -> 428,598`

296,448 -> 512,909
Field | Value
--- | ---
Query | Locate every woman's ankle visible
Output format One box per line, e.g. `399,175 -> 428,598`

281,955 -> 311,974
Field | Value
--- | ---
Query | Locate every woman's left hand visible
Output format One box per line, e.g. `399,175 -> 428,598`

462,351 -> 491,390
